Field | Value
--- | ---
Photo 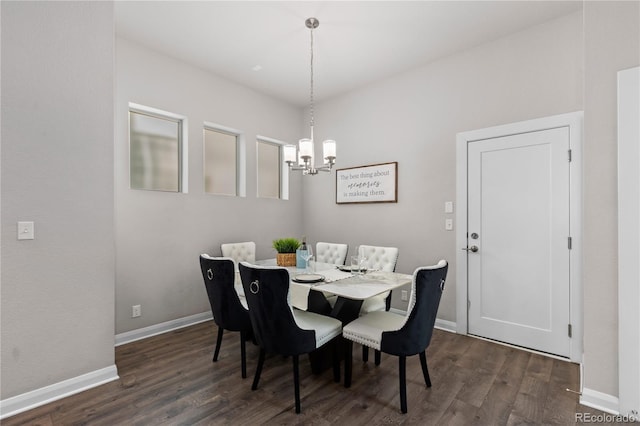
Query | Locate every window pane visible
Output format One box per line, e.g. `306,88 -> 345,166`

257,140 -> 280,199
130,111 -> 181,192
204,128 -> 237,195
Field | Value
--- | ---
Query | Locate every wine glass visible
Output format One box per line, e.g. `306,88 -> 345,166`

356,246 -> 368,275
301,245 -> 313,273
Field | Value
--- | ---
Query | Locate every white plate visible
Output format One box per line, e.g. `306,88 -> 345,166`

292,273 -> 325,283
337,265 -> 367,273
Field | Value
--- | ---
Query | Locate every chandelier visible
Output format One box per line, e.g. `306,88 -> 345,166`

284,17 -> 336,175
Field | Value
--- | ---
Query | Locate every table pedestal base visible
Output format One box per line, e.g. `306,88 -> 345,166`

307,292 -> 363,375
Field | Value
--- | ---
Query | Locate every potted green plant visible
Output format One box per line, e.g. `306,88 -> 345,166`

272,237 -> 300,266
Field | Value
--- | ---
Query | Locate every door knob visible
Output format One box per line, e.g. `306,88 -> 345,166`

462,245 -> 479,253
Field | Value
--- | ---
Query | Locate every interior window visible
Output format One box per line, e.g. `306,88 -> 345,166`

204,127 -> 238,196
257,139 -> 281,199
129,105 -> 186,192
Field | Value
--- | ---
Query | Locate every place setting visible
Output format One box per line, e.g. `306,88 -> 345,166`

291,273 -> 325,284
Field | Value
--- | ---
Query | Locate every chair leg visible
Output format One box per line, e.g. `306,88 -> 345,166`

240,330 -> 247,379
344,340 -> 353,388
293,355 -> 301,414
252,348 -> 265,391
419,351 -> 432,387
399,355 -> 407,414
362,346 -> 369,362
374,350 -> 381,366
332,339 -> 341,383
213,327 -> 224,362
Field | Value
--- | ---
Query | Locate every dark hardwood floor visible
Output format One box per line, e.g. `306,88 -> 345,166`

3,321 -> 614,425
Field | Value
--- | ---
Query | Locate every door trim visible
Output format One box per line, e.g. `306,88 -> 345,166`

617,66 -> 640,416
455,111 -> 583,363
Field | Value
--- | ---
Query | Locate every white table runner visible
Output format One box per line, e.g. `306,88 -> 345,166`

288,266 -> 352,310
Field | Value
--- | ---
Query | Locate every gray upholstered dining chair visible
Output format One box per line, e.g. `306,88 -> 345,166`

356,244 -> 399,363
315,242 -> 348,265
199,254 -> 253,378
342,260 -> 448,414
238,262 -> 343,414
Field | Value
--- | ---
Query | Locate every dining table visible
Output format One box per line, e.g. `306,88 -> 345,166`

238,259 -> 413,374
251,259 -> 412,321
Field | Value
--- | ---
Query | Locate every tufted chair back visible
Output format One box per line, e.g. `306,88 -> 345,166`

358,245 -> 399,272
238,262 -> 343,414
199,254 -> 253,378
316,242 -> 348,265
221,241 -> 256,270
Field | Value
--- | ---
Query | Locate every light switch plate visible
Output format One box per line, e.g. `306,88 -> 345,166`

445,201 -> 454,213
445,219 -> 454,231
18,221 -> 35,240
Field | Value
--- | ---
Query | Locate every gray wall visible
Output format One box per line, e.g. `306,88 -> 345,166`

583,0 -> 640,397
1,2 -> 115,399
115,38 -> 304,333
303,11 -> 584,319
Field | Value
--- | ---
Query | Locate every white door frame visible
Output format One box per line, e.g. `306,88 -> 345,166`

617,66 -> 640,417
455,111 -> 583,363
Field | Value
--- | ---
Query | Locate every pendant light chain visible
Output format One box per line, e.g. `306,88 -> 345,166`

309,22 -> 315,133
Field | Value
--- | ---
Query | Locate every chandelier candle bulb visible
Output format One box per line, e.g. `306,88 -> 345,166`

284,145 -> 297,163
323,140 -> 336,161
299,139 -> 314,159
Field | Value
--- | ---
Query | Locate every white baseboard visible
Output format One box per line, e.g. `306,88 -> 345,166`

0,365 -> 118,420
115,311 -> 213,346
388,309 -> 457,334
580,387 -> 620,415
435,318 -> 457,333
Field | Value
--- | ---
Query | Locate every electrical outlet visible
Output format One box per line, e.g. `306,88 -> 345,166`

132,305 -> 141,318
401,290 -> 408,301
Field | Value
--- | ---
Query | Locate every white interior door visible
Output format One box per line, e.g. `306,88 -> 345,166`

466,126 -> 571,358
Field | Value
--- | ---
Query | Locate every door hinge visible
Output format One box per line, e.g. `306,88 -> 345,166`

568,149 -> 572,162
568,324 -> 572,338
568,237 -> 572,250
467,300 -> 470,311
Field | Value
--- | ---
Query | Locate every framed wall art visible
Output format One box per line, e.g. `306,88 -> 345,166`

336,162 -> 398,204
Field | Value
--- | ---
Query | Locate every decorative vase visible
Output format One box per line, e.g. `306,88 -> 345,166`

276,253 -> 297,267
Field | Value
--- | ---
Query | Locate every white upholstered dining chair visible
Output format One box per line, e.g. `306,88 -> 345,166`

358,244 -> 399,313
315,242 -> 348,265
221,241 -> 256,268
356,244 -> 399,363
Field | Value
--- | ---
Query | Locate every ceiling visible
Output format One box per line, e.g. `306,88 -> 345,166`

115,1 -> 582,107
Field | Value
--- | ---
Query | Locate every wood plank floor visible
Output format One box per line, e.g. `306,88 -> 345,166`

4,321 -> 615,425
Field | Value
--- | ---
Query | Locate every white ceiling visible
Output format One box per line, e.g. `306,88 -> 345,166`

115,1 -> 582,107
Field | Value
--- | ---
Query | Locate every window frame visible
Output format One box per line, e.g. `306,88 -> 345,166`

203,122 -> 245,197
128,102 -> 189,193
256,135 -> 290,200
